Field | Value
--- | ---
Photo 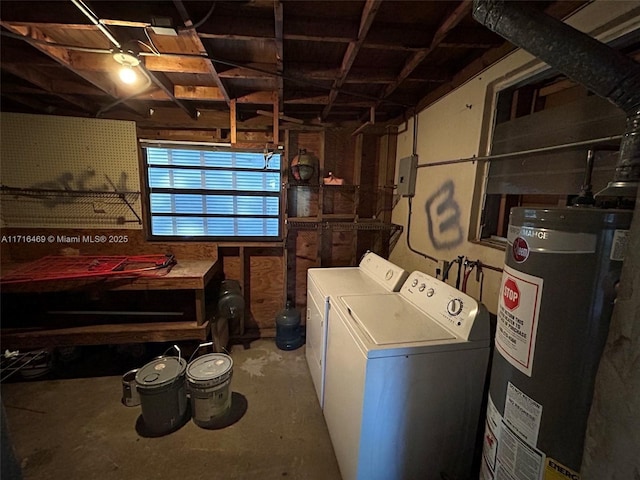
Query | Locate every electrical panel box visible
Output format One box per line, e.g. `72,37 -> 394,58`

397,154 -> 418,197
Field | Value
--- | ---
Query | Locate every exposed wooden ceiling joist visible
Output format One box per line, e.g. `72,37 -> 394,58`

173,0 -> 231,106
0,0 -> 593,127
274,1 -> 284,111
1,62 -> 96,113
1,92 -> 55,114
140,66 -> 198,119
1,22 -> 149,117
321,0 -> 382,120
381,1 -> 472,101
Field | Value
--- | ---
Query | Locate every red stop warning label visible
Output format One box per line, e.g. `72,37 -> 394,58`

503,278 -> 520,310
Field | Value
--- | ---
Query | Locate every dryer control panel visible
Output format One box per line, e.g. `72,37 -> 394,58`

359,251 -> 408,292
400,271 -> 489,341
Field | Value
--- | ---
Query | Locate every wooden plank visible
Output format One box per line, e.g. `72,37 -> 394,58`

321,0 -> 382,120
0,228 -> 220,264
273,95 -> 280,145
230,98 -> 237,144
257,109 -> 304,125
1,321 -> 209,348
172,0 -> 231,106
140,66 -> 199,119
144,55 -> 211,74
381,0 -> 471,100
0,93 -> 53,113
248,249 -> 284,330
239,247 -> 247,335
1,260 -> 219,292
174,85 -> 225,101
137,128 -> 273,144
237,91 -> 275,104
218,63 -> 277,79
1,62 -> 97,113
1,23 -> 148,117
274,1 -> 284,106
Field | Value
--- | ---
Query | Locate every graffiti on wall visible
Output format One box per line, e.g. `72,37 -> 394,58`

31,169 -> 131,208
425,179 -> 463,250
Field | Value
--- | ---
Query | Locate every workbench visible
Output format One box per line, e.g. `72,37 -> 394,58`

0,259 -> 221,349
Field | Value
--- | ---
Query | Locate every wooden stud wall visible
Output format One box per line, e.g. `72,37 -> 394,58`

0,119 -> 398,340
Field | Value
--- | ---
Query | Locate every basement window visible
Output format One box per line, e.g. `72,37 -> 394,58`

478,76 -> 623,246
478,32 -> 639,246
141,144 -> 282,240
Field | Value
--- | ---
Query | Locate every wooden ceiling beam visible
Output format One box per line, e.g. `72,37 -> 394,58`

1,62 -> 97,113
256,110 -> 305,125
274,1 -> 284,111
285,95 -> 330,105
174,85 -> 225,101
381,1 -> 471,101
218,64 -> 277,79
237,91 -> 276,104
1,92 -> 56,113
321,0 -> 382,120
0,72 -> 105,97
144,55 -> 211,74
173,0 -> 232,107
172,87 -> 275,104
2,22 -> 149,117
140,66 -> 199,119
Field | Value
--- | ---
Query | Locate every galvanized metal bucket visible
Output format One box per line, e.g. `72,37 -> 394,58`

187,352 -> 233,428
135,346 -> 188,435
121,369 -> 140,407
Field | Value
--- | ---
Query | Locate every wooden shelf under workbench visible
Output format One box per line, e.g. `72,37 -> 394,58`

0,259 -> 221,349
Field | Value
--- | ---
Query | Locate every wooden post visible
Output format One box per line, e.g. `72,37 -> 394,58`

273,93 -> 280,145
230,99 -> 237,145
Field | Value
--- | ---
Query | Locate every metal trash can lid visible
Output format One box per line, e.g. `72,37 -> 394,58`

187,354 -> 233,385
135,356 -> 187,390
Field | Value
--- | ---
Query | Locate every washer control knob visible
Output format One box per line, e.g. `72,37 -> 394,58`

447,298 -> 464,316
411,279 -> 418,287
385,269 -> 394,280
418,283 -> 426,292
426,288 -> 435,297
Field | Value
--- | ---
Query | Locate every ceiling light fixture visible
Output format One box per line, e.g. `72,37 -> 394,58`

113,52 -> 140,84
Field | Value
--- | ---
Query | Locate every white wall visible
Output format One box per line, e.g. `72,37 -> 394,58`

390,0 -> 640,314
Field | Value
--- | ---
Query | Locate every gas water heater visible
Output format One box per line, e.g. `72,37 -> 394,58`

480,207 -> 631,480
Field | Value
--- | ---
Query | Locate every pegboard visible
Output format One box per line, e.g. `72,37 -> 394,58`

0,113 -> 142,229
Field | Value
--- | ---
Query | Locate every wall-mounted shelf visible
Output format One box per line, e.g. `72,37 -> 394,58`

0,185 -> 142,227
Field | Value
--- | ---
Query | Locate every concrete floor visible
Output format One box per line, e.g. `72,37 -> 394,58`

1,340 -> 342,480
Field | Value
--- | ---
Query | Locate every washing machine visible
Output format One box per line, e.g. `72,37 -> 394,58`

323,270 -> 491,480
306,252 -> 407,408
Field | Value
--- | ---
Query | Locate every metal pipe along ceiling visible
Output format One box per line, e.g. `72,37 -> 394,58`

472,0 -> 640,197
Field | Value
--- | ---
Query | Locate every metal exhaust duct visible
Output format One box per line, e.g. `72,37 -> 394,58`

472,0 -> 640,198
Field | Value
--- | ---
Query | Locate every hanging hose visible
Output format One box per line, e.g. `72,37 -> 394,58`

461,259 -> 477,293
454,255 -> 464,290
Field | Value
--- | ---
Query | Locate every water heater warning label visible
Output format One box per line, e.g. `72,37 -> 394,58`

496,266 -> 543,377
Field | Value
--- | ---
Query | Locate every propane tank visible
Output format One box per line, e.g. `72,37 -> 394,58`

480,207 -> 631,480
275,300 -> 304,351
217,280 -> 244,342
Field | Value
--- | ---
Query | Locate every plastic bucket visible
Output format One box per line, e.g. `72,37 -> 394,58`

121,369 -> 140,407
186,353 -> 233,428
135,356 -> 188,434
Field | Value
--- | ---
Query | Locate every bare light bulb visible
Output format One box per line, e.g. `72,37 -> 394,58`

119,65 -> 137,84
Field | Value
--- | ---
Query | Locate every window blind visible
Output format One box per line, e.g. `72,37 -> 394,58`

143,146 -> 281,239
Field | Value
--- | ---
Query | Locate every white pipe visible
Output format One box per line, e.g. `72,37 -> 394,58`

71,0 -> 121,49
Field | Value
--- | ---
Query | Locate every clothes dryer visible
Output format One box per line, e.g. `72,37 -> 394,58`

306,252 -> 407,408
